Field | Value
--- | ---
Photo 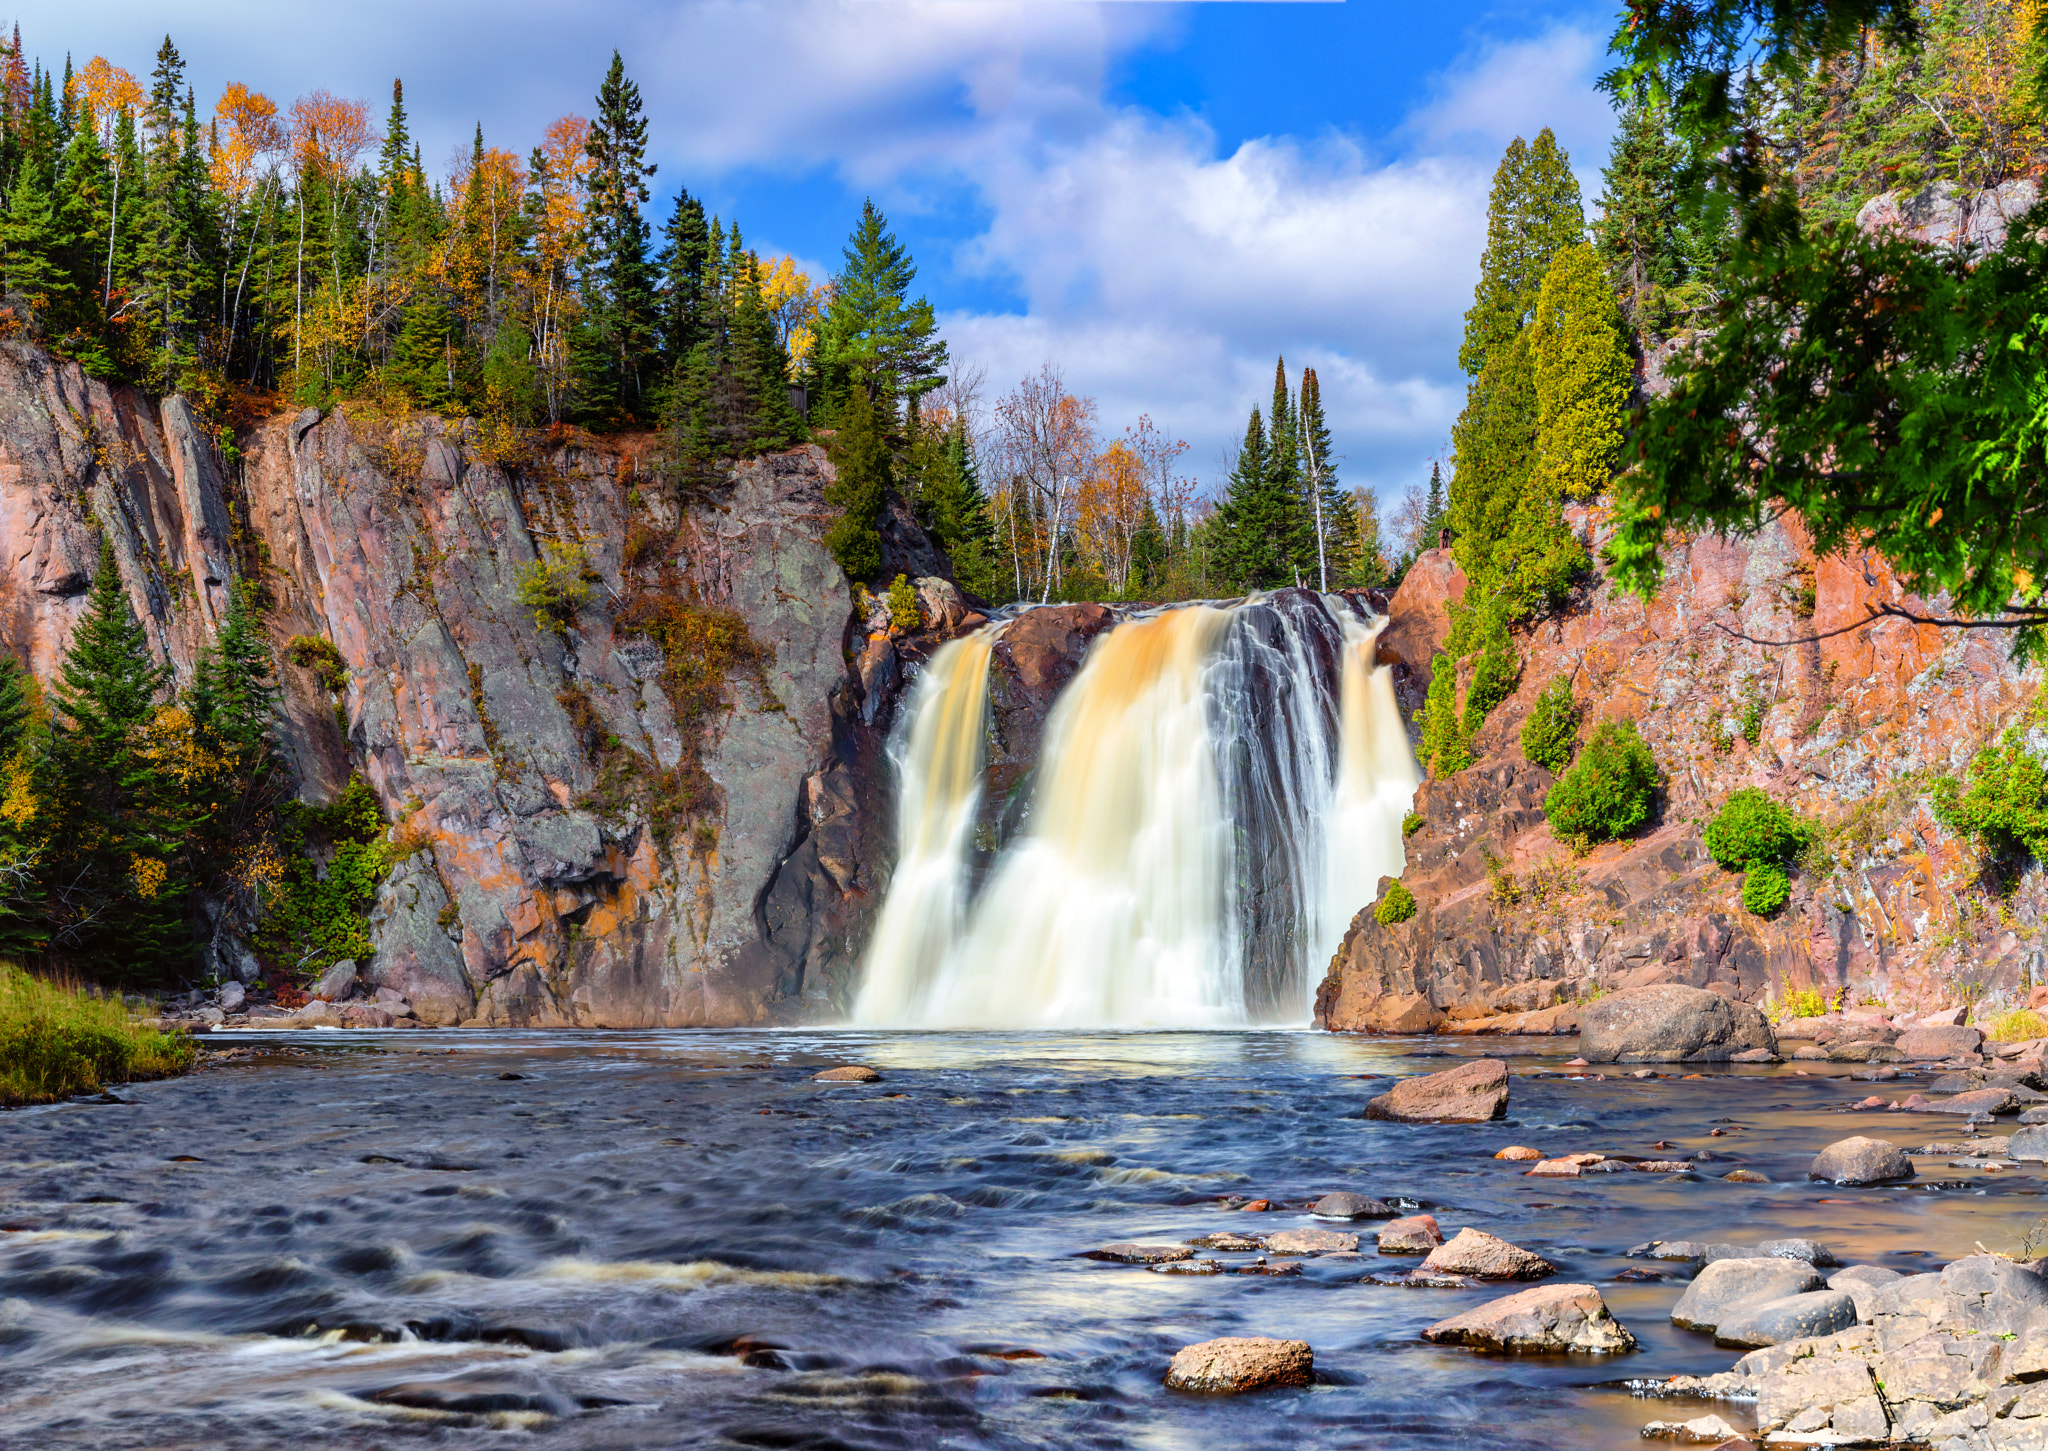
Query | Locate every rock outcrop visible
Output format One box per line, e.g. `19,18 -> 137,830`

0,340 -> 971,1025
1577,984 -> 1777,1063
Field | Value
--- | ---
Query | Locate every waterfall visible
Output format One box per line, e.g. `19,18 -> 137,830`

851,592 -> 1420,1029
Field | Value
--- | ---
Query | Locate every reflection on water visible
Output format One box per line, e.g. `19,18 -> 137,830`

0,1029 -> 2035,1449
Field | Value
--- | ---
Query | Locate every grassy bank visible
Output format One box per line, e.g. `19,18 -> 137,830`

0,965 -> 195,1107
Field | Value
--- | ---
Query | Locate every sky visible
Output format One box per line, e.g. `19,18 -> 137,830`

37,1 -> 1625,507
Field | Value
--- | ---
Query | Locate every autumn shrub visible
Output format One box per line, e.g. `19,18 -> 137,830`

1521,675 -> 1578,773
1544,717 -> 1660,850
1783,987 -> 1828,1019
1990,1008 -> 2048,1043
0,964 -> 194,1106
1375,880 -> 1417,925
886,574 -> 923,632
1932,727 -> 2048,864
1741,859 -> 1791,916
285,635 -> 349,693
517,541 -> 594,632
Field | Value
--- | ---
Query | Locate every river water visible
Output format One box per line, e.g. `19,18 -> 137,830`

0,1029 -> 2033,1448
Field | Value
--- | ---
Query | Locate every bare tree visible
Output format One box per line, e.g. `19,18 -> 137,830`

994,363 -> 1097,602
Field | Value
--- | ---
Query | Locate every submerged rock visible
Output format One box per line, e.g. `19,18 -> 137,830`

1364,1058 -> 1509,1122
1163,1336 -> 1313,1394
1421,1227 -> 1555,1280
1187,1232 -> 1264,1252
813,1066 -> 881,1083
1421,1283 -> 1638,1354
1309,1191 -> 1395,1220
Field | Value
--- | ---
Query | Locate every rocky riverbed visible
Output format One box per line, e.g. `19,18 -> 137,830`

7,1028 -> 2048,1449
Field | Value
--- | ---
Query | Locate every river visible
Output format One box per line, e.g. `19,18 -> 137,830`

0,1029 -> 2026,1448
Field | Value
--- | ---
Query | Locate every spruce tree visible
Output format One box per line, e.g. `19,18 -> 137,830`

822,380 -> 890,582
1420,461 -> 1448,548
1266,357 -> 1306,582
1458,128 -> 1585,378
1212,407 -> 1307,593
1594,87 -> 1687,341
392,289 -> 460,411
920,418 -> 999,595
573,52 -> 656,426
654,186 -> 710,372
189,582 -> 278,766
814,199 -> 946,421
1298,365 -> 1358,588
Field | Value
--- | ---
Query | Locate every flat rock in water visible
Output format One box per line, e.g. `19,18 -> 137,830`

1896,1024 -> 1985,1059
1729,1048 -> 1779,1063
1421,1227 -> 1555,1280
1721,1169 -> 1770,1183
1713,1289 -> 1860,1348
1376,1213 -> 1444,1255
2011,1125 -> 2048,1162
1150,1259 -> 1223,1276
1421,1282 -> 1638,1354
1309,1191 -> 1395,1220
2021,1107 -> 2048,1126
814,1065 -> 881,1083
1187,1231 -> 1264,1251
1670,1257 -> 1825,1333
1577,985 -> 1776,1063
1494,1145 -> 1544,1160
1164,1336 -> 1311,1394
1930,1087 -> 2019,1116
1641,1414 -> 1744,1444
1524,1153 -> 1606,1177
1364,1059 -> 1509,1123
1808,1136 -> 1915,1184
1265,1228 -> 1359,1256
1083,1243 -> 1192,1264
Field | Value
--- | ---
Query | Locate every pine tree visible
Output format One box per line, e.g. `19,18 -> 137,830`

189,582 -> 278,766
1298,365 -> 1358,588
392,288 -> 460,410
1594,87 -> 1687,341
822,380 -> 890,582
45,536 -> 189,983
1530,243 -> 1631,503
814,199 -> 946,422
1211,406 -> 1307,593
573,52 -> 656,426
1459,128 -> 1585,378
1420,461 -> 1448,548
654,186 -> 710,373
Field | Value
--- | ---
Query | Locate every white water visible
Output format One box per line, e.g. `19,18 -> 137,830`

851,594 -> 1420,1029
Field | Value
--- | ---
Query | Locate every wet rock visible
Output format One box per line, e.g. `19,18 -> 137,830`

1898,1024 -> 1986,1059
1670,1258 -> 1826,1333
1494,1145 -> 1544,1160
1265,1228 -> 1359,1256
1421,1227 -> 1556,1280
1933,1087 -> 2020,1116
1641,1414 -> 1743,1443
1827,1265 -> 1904,1319
1791,1044 -> 1829,1060
293,1001 -> 345,1028
1714,1290 -> 1860,1348
2011,1126 -> 2048,1161
1421,1283 -> 1638,1354
1188,1232 -> 1264,1252
1376,1214 -> 1444,1255
813,1065 -> 881,1083
1083,1243 -> 1193,1265
1363,1058 -> 1509,1123
1808,1136 -> 1915,1185
1729,1048 -> 1778,1063
1525,1152 -> 1607,1177
1309,1191 -> 1395,1220
1163,1336 -> 1313,1394
310,958 -> 358,1003
1722,1169 -> 1771,1183
1150,1259 -> 1224,1276
1826,1040 -> 1904,1063
1577,985 -> 1776,1063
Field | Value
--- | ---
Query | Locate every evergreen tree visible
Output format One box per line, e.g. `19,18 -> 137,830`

1420,461 -> 1448,548
1529,242 -> 1631,503
391,288 -> 460,410
189,582 -> 278,766
573,52 -> 656,426
1210,406 -> 1306,592
1297,365 -> 1359,588
1594,87 -> 1688,341
822,380 -> 890,581
654,186 -> 710,372
45,536 -> 189,983
813,199 -> 946,422
1459,128 -> 1585,377
920,418 -> 1000,596
1266,357 -> 1306,582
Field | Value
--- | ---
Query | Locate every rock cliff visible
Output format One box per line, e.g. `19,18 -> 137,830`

1320,507 -> 2043,1034
0,340 -> 961,1026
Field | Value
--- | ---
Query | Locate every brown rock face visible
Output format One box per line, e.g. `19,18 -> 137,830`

0,341 -> 961,1024
1364,1058 -> 1509,1122
1163,1336 -> 1313,1394
1318,491 -> 2041,1034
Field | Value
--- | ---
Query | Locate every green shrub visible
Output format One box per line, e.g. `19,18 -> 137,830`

517,541 -> 594,632
1543,717 -> 1660,849
1741,859 -> 1791,915
1461,611 -> 1520,736
1521,675 -> 1579,773
1706,788 -> 1808,870
1375,879 -> 1417,925
1783,986 -> 1828,1019
254,775 -> 394,977
285,634 -> 349,693
1402,811 -> 1425,838
1990,1008 -> 2048,1042
1932,727 -> 2048,862
1420,655 -> 1471,775
0,965 -> 194,1106
1739,686 -> 1767,745
886,574 -> 922,632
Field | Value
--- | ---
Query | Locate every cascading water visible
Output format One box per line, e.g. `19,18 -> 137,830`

851,591 -> 1420,1029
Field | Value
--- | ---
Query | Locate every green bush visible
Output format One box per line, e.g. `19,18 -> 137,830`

1461,610 -> 1520,736
1738,687 -> 1767,745
1741,859 -> 1791,916
286,634 -> 349,693
1402,811 -> 1425,838
1420,655 -> 1470,775
254,776 -> 394,977
1521,675 -> 1578,773
1375,879 -> 1417,925
1932,726 -> 2048,862
886,574 -> 922,632
1783,986 -> 1828,1019
517,541 -> 594,632
1543,717 -> 1660,850
1706,788 -> 1808,870
0,965 -> 193,1106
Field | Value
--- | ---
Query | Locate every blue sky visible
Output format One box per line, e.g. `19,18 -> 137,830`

44,1 -> 1624,508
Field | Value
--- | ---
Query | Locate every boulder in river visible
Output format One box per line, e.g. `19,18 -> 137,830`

2010,1125 -> 2048,1161
814,1066 -> 881,1083
1494,1145 -> 1543,1160
1896,1024 -> 1985,1059
1713,1289 -> 1859,1348
1825,1265 -> 1904,1319
1670,1257 -> 1826,1333
1364,1059 -> 1508,1122
1083,1243 -> 1192,1264
1265,1228 -> 1359,1256
1163,1336 -> 1313,1393
1309,1191 -> 1395,1220
1931,1086 -> 2019,1116
1376,1214 -> 1443,1254
1421,1283 -> 1638,1354
1807,1136 -> 1915,1185
1577,985 -> 1776,1063
1421,1227 -> 1556,1280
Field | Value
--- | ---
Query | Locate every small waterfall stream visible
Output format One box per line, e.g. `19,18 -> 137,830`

851,592 -> 1420,1028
